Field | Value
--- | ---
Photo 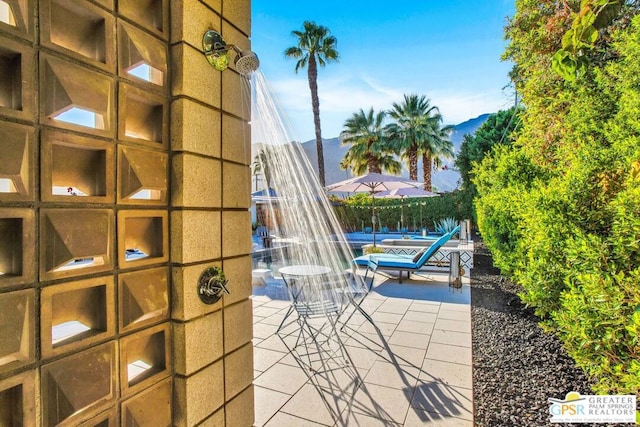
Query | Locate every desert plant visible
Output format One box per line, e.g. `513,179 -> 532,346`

434,217 -> 457,234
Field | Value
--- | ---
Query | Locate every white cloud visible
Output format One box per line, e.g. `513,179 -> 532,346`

264,73 -> 513,141
430,90 -> 514,125
270,72 -> 404,115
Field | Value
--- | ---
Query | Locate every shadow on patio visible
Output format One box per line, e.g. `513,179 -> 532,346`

252,270 -> 473,426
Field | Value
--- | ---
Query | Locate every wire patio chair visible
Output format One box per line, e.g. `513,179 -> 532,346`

277,269 -> 350,372
341,257 -> 378,328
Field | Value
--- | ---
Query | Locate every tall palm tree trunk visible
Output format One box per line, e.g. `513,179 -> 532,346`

368,153 -> 382,173
408,147 -> 418,181
422,152 -> 432,191
307,56 -> 325,186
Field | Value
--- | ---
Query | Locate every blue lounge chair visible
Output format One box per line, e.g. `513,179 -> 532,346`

352,225 -> 459,283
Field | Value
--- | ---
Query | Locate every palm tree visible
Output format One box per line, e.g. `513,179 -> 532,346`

284,21 -> 339,187
419,117 -> 454,191
386,94 -> 454,190
340,108 -> 401,175
252,149 -> 272,189
386,94 -> 440,181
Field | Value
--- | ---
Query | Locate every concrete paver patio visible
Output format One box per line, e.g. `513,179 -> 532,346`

252,269 -> 473,426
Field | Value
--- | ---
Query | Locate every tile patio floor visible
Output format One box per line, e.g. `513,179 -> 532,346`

252,268 -> 473,426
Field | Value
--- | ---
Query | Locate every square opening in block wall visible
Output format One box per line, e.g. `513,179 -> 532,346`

127,63 -> 163,86
0,371 -> 35,426
119,267 -> 168,333
41,277 -> 114,359
0,120 -> 32,199
121,378 -> 171,426
50,144 -> 107,197
53,107 -> 105,130
124,216 -> 163,261
119,0 -> 163,33
124,96 -> 163,143
50,285 -> 107,348
0,384 -> 22,424
0,1 -> 16,26
124,329 -> 166,387
117,145 -> 167,204
0,46 -> 21,110
40,209 -> 113,280
42,343 -> 115,426
49,0 -> 106,62
0,217 -> 22,277
0,210 -> 34,286
118,21 -> 167,87
0,290 -> 34,369
0,0 -> 32,39
41,54 -> 114,137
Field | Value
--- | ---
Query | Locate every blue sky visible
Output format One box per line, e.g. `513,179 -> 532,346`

251,0 -> 516,142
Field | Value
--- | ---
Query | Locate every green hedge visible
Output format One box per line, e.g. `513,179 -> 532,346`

331,190 -> 473,233
474,15 -> 640,398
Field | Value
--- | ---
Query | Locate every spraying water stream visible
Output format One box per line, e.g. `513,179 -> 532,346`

246,70 -> 357,311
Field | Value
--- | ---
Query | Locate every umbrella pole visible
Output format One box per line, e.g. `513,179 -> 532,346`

401,196 -> 405,237
371,192 -> 377,247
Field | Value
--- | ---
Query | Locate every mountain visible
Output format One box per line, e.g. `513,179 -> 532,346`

449,113 -> 491,152
301,113 -> 491,192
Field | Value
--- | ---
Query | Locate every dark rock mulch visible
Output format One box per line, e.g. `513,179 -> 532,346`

470,238 -> 628,427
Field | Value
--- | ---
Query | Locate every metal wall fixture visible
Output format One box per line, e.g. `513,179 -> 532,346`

202,30 -> 259,76
197,266 -> 229,304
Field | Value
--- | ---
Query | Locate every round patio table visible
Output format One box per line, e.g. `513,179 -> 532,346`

276,264 -> 336,334
279,264 -> 332,277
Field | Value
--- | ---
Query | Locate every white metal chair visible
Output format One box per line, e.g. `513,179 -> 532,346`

277,270 -> 348,370
341,257 -> 378,327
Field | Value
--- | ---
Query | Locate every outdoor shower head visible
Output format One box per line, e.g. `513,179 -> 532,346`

202,30 -> 260,76
234,50 -> 260,76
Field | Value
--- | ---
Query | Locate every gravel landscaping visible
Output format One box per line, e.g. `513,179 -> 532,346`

470,238 -> 627,427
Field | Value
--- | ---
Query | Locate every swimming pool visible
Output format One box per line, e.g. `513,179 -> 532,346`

343,231 -> 441,249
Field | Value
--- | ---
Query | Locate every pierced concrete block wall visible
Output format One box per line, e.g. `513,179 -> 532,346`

0,0 -> 34,41
0,0 -> 174,424
0,0 -> 255,424
119,323 -> 170,396
117,145 -> 168,204
39,53 -> 115,137
121,377 -> 172,425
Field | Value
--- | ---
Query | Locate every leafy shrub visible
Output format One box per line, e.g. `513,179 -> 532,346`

473,145 -> 543,276
473,10 -> 640,400
363,245 -> 385,255
513,183 -> 576,318
554,181 -> 640,395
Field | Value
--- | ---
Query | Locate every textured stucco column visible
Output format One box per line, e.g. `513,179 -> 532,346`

170,0 -> 254,425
